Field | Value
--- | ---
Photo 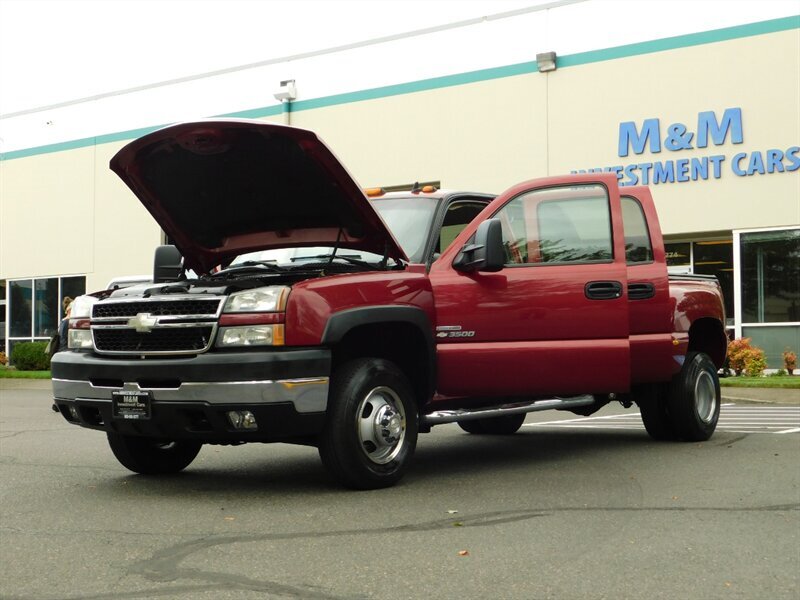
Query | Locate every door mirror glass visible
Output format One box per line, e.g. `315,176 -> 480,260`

153,245 -> 184,283
453,219 -> 504,273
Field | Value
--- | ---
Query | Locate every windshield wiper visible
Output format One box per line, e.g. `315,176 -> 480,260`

290,254 -> 380,270
211,261 -> 286,276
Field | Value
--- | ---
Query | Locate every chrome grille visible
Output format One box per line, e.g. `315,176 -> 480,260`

93,299 -> 221,319
94,327 -> 214,353
91,296 -> 221,355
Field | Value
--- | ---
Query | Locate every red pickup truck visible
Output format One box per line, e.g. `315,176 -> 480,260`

51,120 -> 727,489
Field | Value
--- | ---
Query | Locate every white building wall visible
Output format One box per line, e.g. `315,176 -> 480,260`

0,4 -> 798,359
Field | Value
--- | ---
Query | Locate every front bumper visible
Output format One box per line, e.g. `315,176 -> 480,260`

51,349 -> 330,441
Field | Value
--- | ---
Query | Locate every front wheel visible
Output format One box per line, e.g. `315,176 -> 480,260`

107,433 -> 201,474
667,352 -> 721,441
318,358 -> 418,490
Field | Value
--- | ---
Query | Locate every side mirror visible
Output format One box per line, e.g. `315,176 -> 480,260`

153,245 -> 184,283
453,219 -> 505,273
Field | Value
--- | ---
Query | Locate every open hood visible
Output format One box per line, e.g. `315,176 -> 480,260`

110,119 -> 407,274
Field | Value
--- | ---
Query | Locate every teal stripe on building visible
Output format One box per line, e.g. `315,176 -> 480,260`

2,15 -> 798,162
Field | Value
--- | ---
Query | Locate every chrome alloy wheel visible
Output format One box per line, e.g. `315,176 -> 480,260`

694,370 -> 717,423
356,386 -> 407,465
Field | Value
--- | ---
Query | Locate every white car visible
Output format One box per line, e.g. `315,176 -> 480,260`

106,275 -> 150,290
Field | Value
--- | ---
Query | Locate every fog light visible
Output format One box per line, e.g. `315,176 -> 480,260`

68,405 -> 80,420
227,410 -> 257,430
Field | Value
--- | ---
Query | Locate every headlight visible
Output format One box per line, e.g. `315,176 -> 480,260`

67,295 -> 97,350
69,295 -> 98,318
68,329 -> 94,349
224,287 -> 288,313
217,286 -> 289,347
217,325 -> 284,347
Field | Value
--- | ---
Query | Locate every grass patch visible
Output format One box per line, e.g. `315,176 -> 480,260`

0,368 -> 52,379
720,376 -> 800,389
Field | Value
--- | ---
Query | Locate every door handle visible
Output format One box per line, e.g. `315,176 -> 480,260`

628,282 -> 656,300
585,280 -> 623,300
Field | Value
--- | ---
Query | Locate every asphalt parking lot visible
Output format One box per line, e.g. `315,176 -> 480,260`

1,380 -> 798,600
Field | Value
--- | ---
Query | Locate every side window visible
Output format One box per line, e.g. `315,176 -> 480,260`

436,201 -> 487,255
495,184 -> 613,265
621,196 -> 653,264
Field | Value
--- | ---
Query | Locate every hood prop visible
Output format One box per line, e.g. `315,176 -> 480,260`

326,228 -> 344,267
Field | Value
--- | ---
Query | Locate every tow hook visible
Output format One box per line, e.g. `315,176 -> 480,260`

611,393 -> 633,409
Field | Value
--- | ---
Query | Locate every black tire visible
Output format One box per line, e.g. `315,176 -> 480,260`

667,352 -> 721,441
107,433 -> 201,474
318,358 -> 418,490
457,419 -> 487,434
457,413 -> 526,435
637,383 -> 678,441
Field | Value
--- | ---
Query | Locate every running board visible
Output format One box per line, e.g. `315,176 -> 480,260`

422,395 -> 596,426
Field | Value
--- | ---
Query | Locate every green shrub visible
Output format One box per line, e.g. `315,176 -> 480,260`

783,348 -> 797,374
10,342 -> 51,371
742,347 -> 767,378
770,369 -> 788,377
727,338 -> 753,375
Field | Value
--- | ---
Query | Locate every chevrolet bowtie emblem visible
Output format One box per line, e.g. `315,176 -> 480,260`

127,312 -> 158,333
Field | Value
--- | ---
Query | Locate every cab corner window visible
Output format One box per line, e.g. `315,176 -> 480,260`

621,196 -> 654,265
495,184 -> 613,265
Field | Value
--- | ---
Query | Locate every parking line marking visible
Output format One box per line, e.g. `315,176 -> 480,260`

522,404 -> 799,434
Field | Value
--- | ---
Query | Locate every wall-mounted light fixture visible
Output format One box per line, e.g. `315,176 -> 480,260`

536,52 -> 557,73
273,79 -> 297,102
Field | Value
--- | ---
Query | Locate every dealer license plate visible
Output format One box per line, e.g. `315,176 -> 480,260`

111,390 -> 152,420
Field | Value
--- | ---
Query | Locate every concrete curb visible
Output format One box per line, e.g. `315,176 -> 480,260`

721,394 -> 800,406
0,379 -> 52,391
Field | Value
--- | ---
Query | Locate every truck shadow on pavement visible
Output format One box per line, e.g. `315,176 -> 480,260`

411,427 -> 657,479
98,427 -> 665,496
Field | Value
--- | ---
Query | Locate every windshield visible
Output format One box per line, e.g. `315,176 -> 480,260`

370,197 -> 438,262
230,196 -> 438,267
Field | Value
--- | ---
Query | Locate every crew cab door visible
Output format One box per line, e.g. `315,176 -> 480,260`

620,187 -> 674,383
429,173 -> 630,398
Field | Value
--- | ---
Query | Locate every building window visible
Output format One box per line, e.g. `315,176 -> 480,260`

740,229 -> 800,323
665,242 -> 691,269
0,280 -> 6,355
736,227 -> 800,369
61,277 -> 86,316
35,279 -> 59,338
694,240 -> 734,327
665,239 -> 734,328
4,276 -> 86,357
9,279 -> 33,338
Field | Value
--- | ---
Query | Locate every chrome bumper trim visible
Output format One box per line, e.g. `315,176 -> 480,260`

52,377 -> 329,413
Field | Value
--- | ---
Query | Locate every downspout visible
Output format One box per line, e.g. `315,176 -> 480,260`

282,99 -> 292,126
274,79 -> 297,126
